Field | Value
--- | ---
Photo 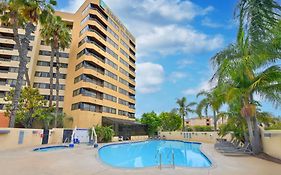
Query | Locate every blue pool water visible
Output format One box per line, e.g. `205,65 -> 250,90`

33,145 -> 68,152
98,140 -> 211,168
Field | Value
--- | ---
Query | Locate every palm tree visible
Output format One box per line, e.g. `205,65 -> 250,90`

41,15 -> 71,127
0,0 -> 56,127
212,23 -> 281,154
210,0 -> 281,154
176,97 -> 196,131
196,88 -> 223,131
235,0 -> 281,46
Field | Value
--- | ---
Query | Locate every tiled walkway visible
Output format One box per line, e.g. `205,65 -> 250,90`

0,143 -> 280,175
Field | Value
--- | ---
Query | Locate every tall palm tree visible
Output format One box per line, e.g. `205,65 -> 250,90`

176,97 -> 196,131
0,0 -> 56,127
196,88 -> 223,131
212,23 -> 281,154
235,0 -> 281,46
41,15 -> 71,127
211,0 -> 281,154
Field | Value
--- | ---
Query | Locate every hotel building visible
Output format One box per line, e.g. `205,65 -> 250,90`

0,0 -> 137,129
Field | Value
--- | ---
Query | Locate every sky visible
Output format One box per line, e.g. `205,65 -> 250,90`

57,0 -> 281,118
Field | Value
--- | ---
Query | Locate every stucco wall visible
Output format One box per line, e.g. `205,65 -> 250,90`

159,131 -> 230,143
261,128 -> 281,160
48,128 -> 64,144
0,128 -> 43,151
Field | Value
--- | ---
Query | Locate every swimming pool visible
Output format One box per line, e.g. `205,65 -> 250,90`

33,145 -> 69,152
98,140 -> 211,168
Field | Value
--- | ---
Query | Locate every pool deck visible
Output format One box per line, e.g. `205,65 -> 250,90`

0,142 -> 280,175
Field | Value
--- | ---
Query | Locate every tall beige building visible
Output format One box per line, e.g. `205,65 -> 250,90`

0,0 -> 136,129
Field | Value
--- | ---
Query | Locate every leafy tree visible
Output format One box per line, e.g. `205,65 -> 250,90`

40,15 -> 71,127
0,0 -> 56,127
5,87 -> 49,128
176,97 -> 196,131
159,111 -> 181,131
140,111 -> 161,135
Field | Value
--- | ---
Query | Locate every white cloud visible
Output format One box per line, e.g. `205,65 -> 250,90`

59,0 -> 84,12
139,0 -> 214,21
201,17 -> 237,29
201,17 -> 223,28
168,71 -> 188,83
138,25 -> 224,56
182,79 -> 217,95
177,59 -> 194,69
136,62 -> 165,94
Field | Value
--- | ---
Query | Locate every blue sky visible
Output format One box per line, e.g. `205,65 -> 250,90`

57,0 -> 280,118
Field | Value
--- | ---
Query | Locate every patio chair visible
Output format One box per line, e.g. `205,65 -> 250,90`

218,143 -> 250,152
220,143 -> 253,156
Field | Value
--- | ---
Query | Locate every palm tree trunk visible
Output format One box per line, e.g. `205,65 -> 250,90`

54,49 -> 60,128
182,115 -> 185,131
9,22 -> 35,127
249,94 -> 262,154
245,115 -> 255,151
252,116 -> 262,153
49,47 -> 55,107
25,71 -> 31,87
213,110 -> 217,131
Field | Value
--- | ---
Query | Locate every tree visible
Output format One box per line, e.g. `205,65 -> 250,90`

40,15 -> 71,127
176,97 -> 196,131
196,88 -> 224,131
211,24 -> 281,154
92,126 -> 114,143
5,87 -> 49,128
159,111 -> 181,131
0,0 -> 56,127
210,0 -> 281,154
140,111 -> 161,135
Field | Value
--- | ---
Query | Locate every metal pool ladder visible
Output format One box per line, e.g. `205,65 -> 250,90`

155,149 -> 175,169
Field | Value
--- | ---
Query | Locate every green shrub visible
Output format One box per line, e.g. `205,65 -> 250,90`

266,122 -> 281,130
89,126 -> 114,143
192,125 -> 213,131
184,127 -> 193,132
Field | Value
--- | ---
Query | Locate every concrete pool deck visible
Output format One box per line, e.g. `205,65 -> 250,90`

0,143 -> 280,175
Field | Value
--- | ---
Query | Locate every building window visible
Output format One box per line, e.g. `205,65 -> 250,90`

103,93 -> 117,102
103,106 -> 116,114
106,37 -> 118,49
118,87 -> 129,96
71,102 -> 101,112
39,50 -> 69,58
33,83 -> 65,90
118,98 -> 129,106
35,71 -> 67,79
105,58 -> 118,70
120,39 -> 129,50
106,47 -> 118,60
119,57 -> 129,68
108,17 -> 119,31
105,70 -> 117,80
120,48 -> 129,59
107,27 -> 119,40
37,61 -> 68,68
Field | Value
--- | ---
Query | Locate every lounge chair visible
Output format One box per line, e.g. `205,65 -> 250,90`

218,143 -> 250,153
220,143 -> 253,156
215,139 -> 240,150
